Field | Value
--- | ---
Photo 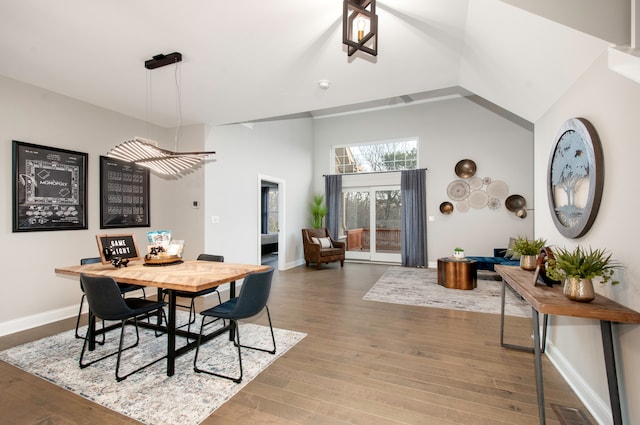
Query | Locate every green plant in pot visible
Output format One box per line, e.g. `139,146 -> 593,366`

513,236 -> 547,271
546,246 -> 622,302
310,194 -> 328,229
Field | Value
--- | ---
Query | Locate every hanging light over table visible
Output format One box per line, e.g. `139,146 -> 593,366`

343,0 -> 378,57
108,137 -> 214,176
108,52 -> 215,176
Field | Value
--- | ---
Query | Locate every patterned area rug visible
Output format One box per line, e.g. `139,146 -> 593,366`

0,313 -> 306,425
364,266 -> 531,318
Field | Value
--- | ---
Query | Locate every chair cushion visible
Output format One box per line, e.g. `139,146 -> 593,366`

202,298 -> 238,319
319,247 -> 343,257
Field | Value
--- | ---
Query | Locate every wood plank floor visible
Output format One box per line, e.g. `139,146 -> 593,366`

0,263 -> 595,424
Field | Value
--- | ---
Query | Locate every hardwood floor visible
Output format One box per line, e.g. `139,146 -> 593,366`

0,263 -> 594,424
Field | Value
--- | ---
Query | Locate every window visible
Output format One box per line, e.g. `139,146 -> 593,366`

261,183 -> 279,233
267,187 -> 279,232
334,139 -> 417,174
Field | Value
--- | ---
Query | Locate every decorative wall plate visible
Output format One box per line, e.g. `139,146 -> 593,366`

547,117 -> 604,238
487,180 -> 508,199
505,194 -> 526,212
454,159 -> 477,178
488,198 -> 501,210
468,176 -> 483,190
447,180 -> 470,201
469,190 -> 489,209
439,201 -> 453,214
456,199 -> 470,213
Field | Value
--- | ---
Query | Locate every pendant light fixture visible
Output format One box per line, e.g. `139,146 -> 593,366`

342,0 -> 378,57
107,52 -> 215,176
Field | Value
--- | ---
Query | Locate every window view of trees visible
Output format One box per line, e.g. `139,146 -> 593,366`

337,139 -> 416,258
334,140 -> 417,174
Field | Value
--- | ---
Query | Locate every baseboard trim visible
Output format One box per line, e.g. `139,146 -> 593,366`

0,305 -> 79,337
545,339 -> 611,425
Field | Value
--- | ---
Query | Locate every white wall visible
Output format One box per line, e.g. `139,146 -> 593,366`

535,53 -> 640,424
203,119 -> 314,270
313,96 -> 534,263
0,76 -> 205,335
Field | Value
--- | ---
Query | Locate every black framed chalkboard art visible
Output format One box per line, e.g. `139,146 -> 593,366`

100,155 -> 150,228
95,233 -> 142,264
12,140 -> 88,232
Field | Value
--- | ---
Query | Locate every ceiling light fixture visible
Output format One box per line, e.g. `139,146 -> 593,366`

342,0 -> 378,57
107,52 -> 215,176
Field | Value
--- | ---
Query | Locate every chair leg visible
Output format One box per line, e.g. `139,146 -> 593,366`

74,294 -> 85,339
79,316 -> 140,370
75,294 -> 105,345
185,292 -> 223,340
236,306 -> 277,355
194,318 -> 243,383
115,310 -> 168,382
194,307 -> 276,383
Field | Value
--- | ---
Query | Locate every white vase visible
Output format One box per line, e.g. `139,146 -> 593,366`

453,250 -> 464,259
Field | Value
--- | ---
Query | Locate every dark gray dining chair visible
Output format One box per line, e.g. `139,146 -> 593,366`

79,274 -> 167,381
74,257 -> 147,341
164,254 -> 224,337
193,267 -> 276,383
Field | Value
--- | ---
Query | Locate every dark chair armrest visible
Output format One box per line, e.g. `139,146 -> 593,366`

494,248 -> 508,258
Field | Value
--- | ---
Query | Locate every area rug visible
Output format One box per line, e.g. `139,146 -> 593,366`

364,266 -> 531,318
0,313 -> 306,425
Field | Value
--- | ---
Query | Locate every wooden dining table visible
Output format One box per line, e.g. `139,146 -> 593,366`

55,259 -> 270,376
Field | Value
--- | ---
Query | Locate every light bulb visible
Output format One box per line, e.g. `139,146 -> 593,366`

356,16 -> 366,41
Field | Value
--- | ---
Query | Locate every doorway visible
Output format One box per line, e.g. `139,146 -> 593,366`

258,175 -> 285,269
342,185 -> 402,263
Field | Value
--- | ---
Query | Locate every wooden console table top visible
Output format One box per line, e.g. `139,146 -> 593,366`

495,265 -> 640,324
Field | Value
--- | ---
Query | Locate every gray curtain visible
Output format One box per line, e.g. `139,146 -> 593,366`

401,169 -> 427,267
324,175 -> 342,239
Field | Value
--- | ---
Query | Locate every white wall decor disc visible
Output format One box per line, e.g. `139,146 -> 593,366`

487,180 -> 508,198
456,199 -> 470,213
447,180 -> 470,201
469,190 -> 489,209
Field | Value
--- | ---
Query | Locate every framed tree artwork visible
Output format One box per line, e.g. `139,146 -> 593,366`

100,155 -> 150,228
12,140 -> 88,232
547,118 -> 604,238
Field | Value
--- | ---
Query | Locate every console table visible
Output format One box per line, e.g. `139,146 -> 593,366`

495,265 -> 640,425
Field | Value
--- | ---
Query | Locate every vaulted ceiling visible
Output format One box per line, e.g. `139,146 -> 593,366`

0,0 -> 628,128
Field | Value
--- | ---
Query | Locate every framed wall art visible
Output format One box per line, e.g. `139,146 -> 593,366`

12,140 -> 88,232
547,117 -> 604,238
100,155 -> 150,228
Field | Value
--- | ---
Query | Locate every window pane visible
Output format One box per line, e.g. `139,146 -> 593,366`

334,139 -> 417,174
268,188 -> 278,232
344,191 -> 370,252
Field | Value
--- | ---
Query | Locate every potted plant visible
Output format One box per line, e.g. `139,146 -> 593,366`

310,194 -> 327,229
453,247 -> 464,259
546,246 -> 621,302
513,236 -> 547,271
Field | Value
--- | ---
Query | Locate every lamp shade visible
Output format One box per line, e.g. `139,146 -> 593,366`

343,0 -> 378,57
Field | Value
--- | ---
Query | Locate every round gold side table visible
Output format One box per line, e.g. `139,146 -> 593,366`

437,257 -> 477,290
